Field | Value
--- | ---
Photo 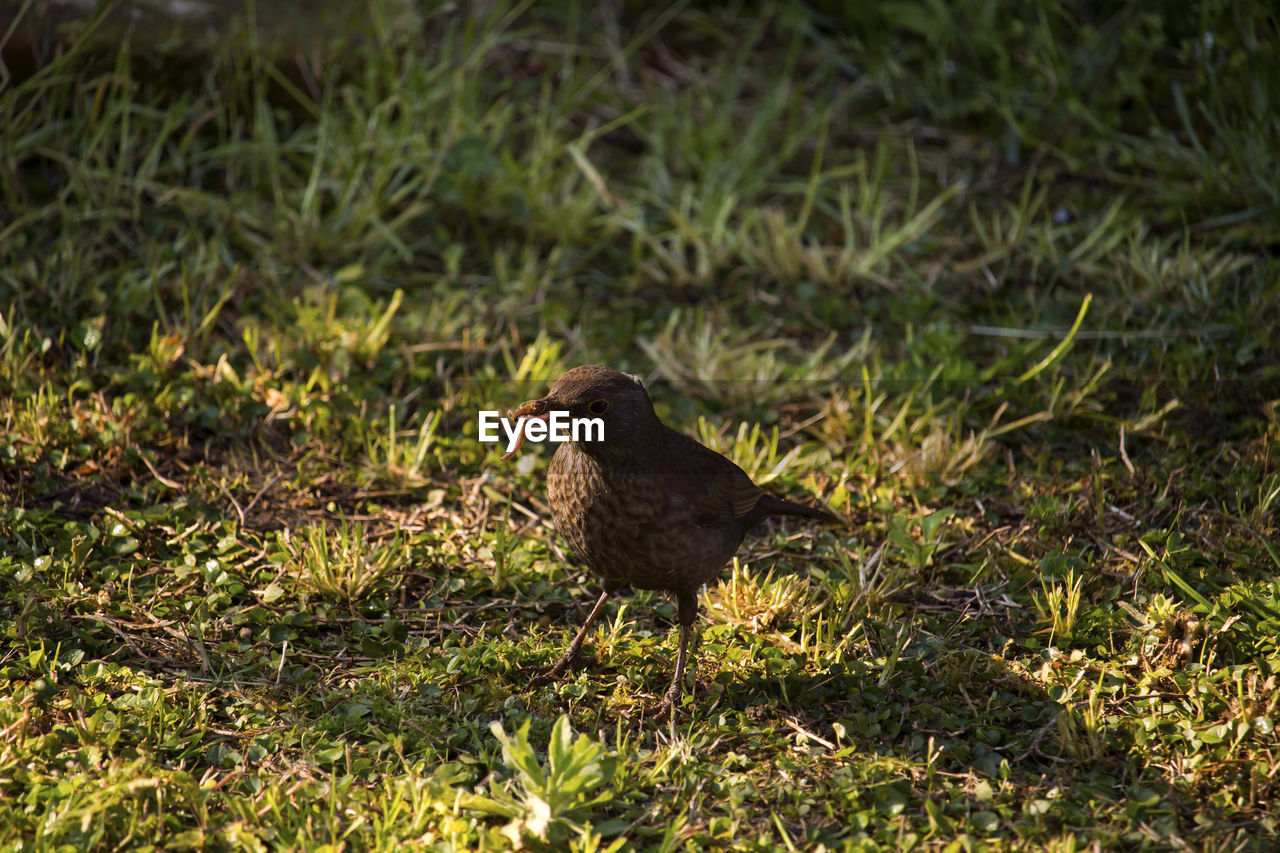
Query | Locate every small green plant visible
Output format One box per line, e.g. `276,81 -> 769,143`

704,558 -> 818,641
885,508 -> 954,572
504,333 -> 566,385
1118,591 -> 1207,666
1056,685 -> 1108,762
1033,567 -> 1085,646
830,539 -> 897,600
275,518 -> 404,603
362,405 -> 440,487
469,715 -> 618,847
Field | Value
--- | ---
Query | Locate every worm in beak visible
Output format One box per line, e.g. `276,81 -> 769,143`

500,398 -> 549,461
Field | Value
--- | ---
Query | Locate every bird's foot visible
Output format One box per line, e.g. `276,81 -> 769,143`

646,698 -> 674,723
644,683 -> 684,723
527,651 -> 595,686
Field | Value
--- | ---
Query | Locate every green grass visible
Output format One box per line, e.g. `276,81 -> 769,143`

2,0 -> 1278,849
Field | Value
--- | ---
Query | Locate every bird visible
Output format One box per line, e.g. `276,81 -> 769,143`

502,365 -> 837,720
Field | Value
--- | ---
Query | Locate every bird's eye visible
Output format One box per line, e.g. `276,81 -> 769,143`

587,399 -> 610,415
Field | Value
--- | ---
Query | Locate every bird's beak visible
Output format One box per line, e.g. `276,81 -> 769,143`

500,398 -> 550,461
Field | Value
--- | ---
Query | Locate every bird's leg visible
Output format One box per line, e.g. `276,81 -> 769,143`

649,590 -> 698,722
529,586 -> 614,686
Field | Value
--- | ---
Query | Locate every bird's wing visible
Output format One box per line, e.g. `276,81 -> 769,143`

663,430 -> 764,528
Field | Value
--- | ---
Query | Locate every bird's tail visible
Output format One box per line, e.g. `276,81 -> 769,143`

757,493 -> 841,525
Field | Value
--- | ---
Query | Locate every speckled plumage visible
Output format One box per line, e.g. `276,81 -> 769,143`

548,425 -> 800,592
507,365 -> 836,720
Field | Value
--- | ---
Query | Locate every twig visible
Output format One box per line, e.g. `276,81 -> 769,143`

783,715 -> 836,750
141,452 -> 184,490
1119,424 -> 1135,476
242,469 -> 286,518
276,639 -> 289,685
216,480 -> 246,527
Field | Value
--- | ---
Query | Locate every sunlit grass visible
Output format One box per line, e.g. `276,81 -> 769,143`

1,0 -> 1277,850
275,519 -> 406,603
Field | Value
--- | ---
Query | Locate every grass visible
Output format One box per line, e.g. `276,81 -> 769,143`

1,0 -> 1278,849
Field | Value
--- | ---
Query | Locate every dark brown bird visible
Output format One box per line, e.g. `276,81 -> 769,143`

504,365 -> 836,720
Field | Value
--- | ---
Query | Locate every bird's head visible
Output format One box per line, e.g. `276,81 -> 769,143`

502,365 -> 658,460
